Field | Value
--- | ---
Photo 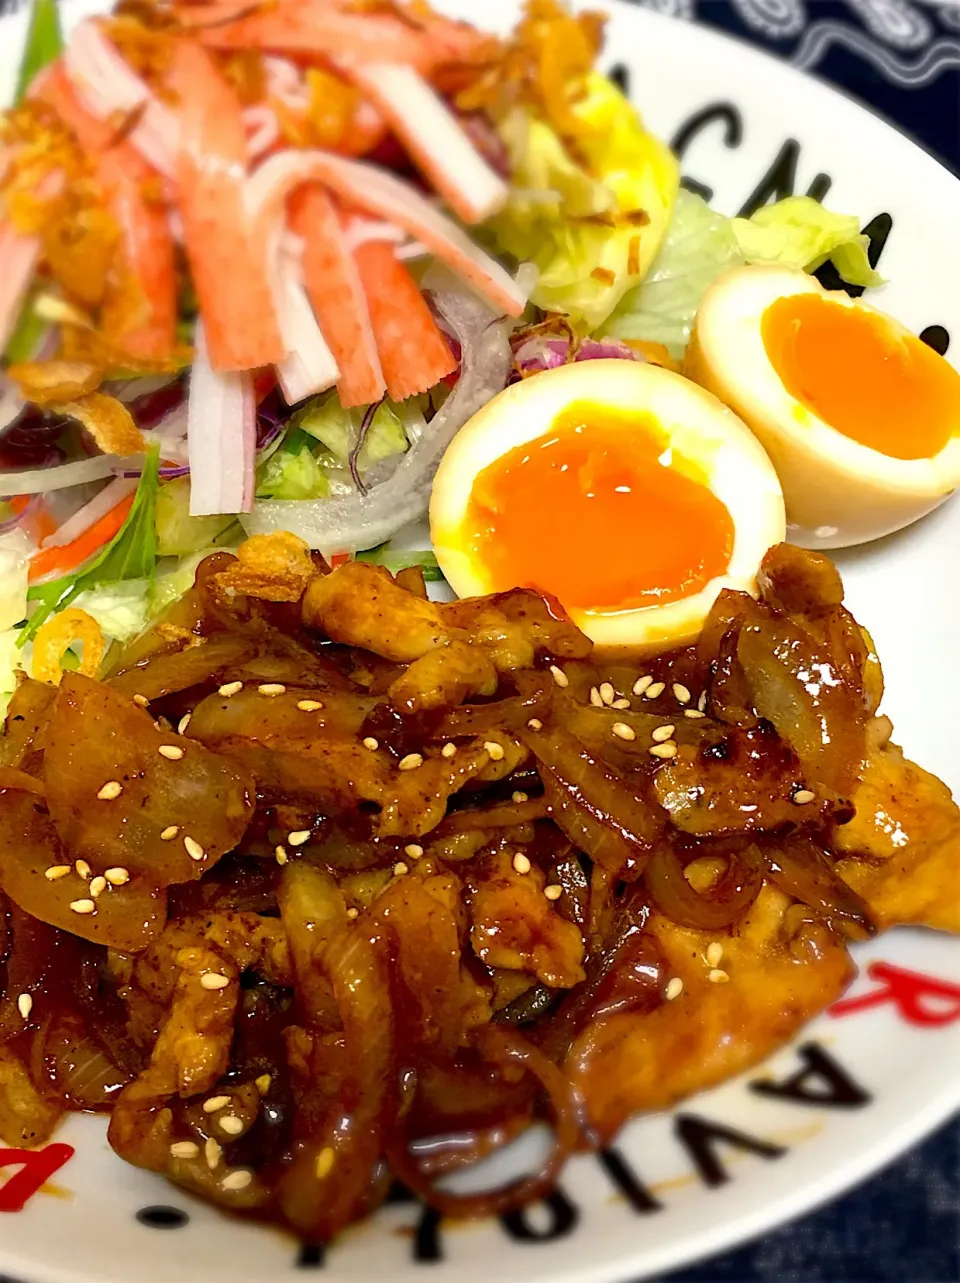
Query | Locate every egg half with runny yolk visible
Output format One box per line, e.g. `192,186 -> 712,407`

685,264 -> 960,549
429,359 -> 786,651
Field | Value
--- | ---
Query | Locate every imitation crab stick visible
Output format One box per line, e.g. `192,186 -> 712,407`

199,0 -> 434,72
347,63 -> 506,225
168,41 -> 284,372
290,185 -> 385,408
63,20 -> 179,181
273,246 -> 340,406
36,65 -> 176,362
353,240 -> 456,403
246,150 -> 526,317
0,221 -> 41,353
27,488 -> 134,583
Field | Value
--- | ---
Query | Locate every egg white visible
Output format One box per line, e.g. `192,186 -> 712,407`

429,359 -> 786,651
686,264 -> 960,549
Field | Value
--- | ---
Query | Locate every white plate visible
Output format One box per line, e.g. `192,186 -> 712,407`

0,3 -> 958,1282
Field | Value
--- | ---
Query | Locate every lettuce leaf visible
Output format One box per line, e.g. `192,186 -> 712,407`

256,432 -> 332,501
602,189 -> 743,357
487,72 -> 678,332
356,547 -> 445,582
294,393 -> 408,471
731,196 -> 882,288
0,628 -> 27,721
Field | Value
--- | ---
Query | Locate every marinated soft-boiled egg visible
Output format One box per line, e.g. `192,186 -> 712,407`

429,360 -> 785,650
686,265 -> 960,548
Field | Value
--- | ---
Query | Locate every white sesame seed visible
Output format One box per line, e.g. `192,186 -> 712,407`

222,1170 -> 253,1191
527,718 -> 543,731
75,859 -> 91,880
483,741 -> 505,761
708,968 -> 730,984
393,862 -> 409,877
97,780 -> 122,800
793,789 -> 816,805
543,885 -> 562,901
398,752 -> 423,771
698,691 -> 708,713
632,675 -> 653,696
589,686 -> 603,707
160,825 -> 180,841
512,852 -> 531,875
133,693 -> 149,707
599,681 -> 615,706
706,942 -> 724,968
201,972 -> 229,991
159,745 -> 184,761
184,836 -> 205,862
651,724 -> 676,743
644,681 -> 666,699
17,993 -> 32,1020
45,865 -> 71,882
346,907 -> 359,919
549,665 -> 569,688
288,830 -> 310,847
297,699 -> 323,712
404,844 -> 424,859
203,1095 -> 231,1113
275,846 -> 288,866
89,876 -> 107,899
612,697 -> 631,710
441,742 -> 457,758
362,736 -> 379,751
219,681 -> 243,697
258,683 -> 286,696
219,1116 -> 244,1136
70,899 -> 96,915
255,1074 -> 271,1095
684,709 -> 706,719
177,714 -> 192,735
673,683 -> 691,705
315,1147 -> 335,1180
170,1141 -> 199,1159
665,977 -> 684,1001
511,792 -> 528,804
205,1138 -> 222,1170
105,867 -> 130,886
649,742 -> 678,759
611,722 -> 635,741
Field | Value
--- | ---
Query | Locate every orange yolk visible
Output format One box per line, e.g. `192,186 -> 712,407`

762,292 -> 960,461
462,404 -> 735,612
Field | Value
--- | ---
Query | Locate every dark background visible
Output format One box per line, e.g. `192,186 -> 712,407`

635,1 -> 960,1278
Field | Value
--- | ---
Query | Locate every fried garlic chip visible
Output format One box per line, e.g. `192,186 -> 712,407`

7,360 -> 102,406
32,607 -> 106,686
211,533 -> 317,604
52,392 -> 146,456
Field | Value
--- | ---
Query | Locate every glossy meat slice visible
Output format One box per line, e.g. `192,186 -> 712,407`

567,882 -> 854,1140
833,736 -> 960,933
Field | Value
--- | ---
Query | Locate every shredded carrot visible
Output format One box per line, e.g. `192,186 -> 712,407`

627,234 -> 641,277
28,492 -> 135,584
590,266 -> 615,285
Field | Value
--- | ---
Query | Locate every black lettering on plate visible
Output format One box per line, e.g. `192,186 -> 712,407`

750,1041 -> 872,1109
920,325 -> 951,356
135,1205 -> 190,1230
598,1148 -> 663,1213
608,63 -> 630,94
814,213 -> 893,297
500,1189 -> 580,1242
670,103 -> 743,203
296,1243 -> 325,1269
737,139 -> 832,217
674,1114 -> 787,1187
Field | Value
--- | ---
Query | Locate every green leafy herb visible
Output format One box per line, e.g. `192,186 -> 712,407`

4,298 -> 46,365
20,445 -> 162,645
357,547 -> 445,583
14,0 -> 64,106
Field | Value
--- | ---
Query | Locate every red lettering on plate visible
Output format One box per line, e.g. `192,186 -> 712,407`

0,1144 -> 74,1212
829,961 -> 960,1027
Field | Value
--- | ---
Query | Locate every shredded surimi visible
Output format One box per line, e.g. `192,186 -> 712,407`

187,322 -> 256,515
273,244 -> 340,405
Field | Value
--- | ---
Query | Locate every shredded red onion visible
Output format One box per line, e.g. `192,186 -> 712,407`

511,334 -> 642,381
0,493 -> 39,535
